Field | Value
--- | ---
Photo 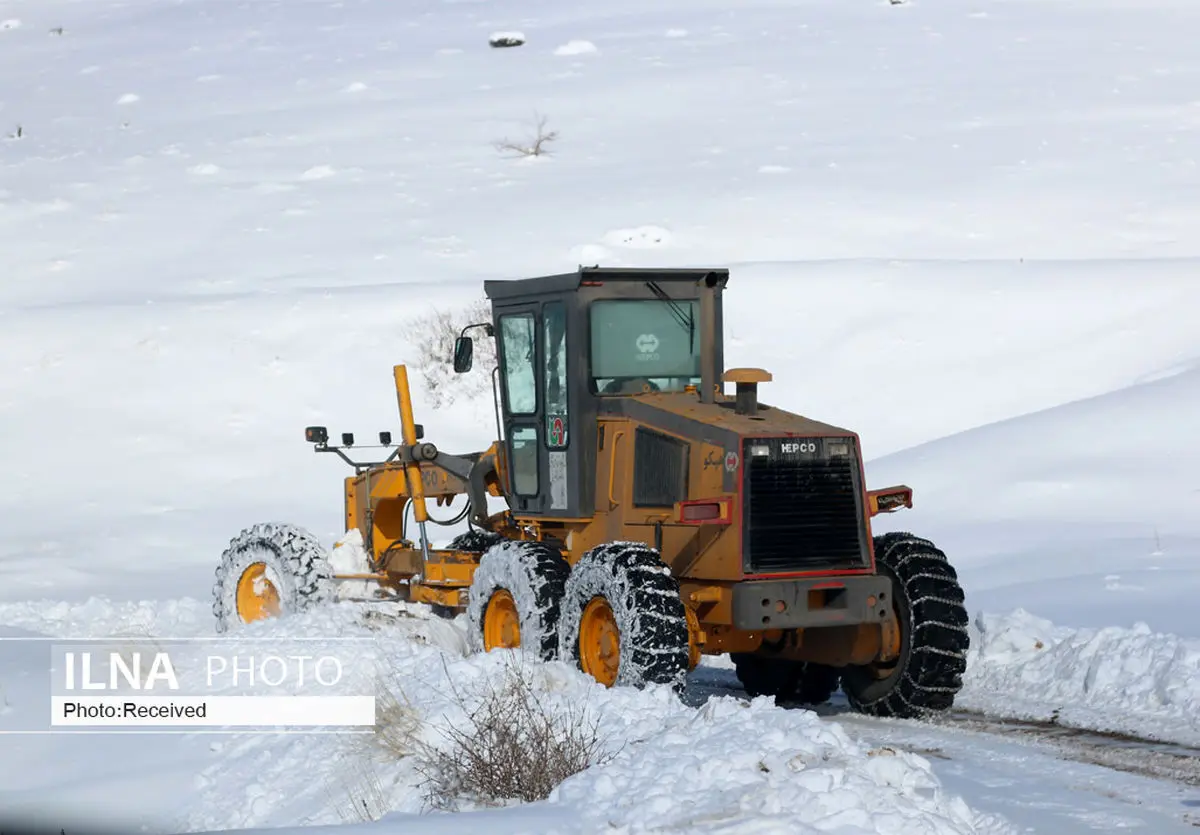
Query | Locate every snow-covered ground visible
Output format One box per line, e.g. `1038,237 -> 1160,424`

1,602 -> 1013,835
3,0 -> 1200,831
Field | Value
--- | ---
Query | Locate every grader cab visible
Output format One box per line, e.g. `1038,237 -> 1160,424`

213,267 -> 969,718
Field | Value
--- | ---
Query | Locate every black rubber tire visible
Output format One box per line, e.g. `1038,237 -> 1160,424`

212,522 -> 334,633
840,531 -> 969,718
731,655 -> 840,706
465,540 -> 570,661
557,542 -> 690,692
447,529 -> 505,553
795,662 -> 841,705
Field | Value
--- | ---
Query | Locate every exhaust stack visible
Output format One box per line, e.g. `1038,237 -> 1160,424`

724,368 -> 772,415
697,272 -> 725,404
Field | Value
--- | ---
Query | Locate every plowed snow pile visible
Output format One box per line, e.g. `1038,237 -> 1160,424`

181,606 -> 1009,834
0,599 -> 1010,835
958,610 -> 1200,747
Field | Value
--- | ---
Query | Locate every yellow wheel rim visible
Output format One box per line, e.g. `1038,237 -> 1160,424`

685,605 -> 702,671
870,598 -> 904,680
580,597 -> 620,687
235,562 -> 281,623
483,589 -> 521,651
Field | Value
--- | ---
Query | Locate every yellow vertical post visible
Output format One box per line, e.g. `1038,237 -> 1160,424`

393,364 -> 431,560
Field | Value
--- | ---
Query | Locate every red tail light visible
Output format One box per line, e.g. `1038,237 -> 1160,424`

676,497 -> 733,526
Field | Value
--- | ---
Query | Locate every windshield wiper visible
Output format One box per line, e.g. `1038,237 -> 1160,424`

646,281 -> 695,345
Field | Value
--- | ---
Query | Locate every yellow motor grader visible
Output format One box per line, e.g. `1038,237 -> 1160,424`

213,267 -> 969,717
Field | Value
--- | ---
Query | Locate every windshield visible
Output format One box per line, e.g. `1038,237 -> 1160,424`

590,299 -> 700,394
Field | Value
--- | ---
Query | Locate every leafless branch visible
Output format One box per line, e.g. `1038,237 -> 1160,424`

494,112 -> 559,158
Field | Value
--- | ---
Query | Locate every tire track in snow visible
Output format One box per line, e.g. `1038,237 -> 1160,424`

687,663 -> 1200,788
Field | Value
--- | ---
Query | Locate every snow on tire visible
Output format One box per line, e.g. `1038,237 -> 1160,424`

465,539 -> 570,661
212,522 -> 335,633
841,531 -> 969,718
557,542 -> 690,692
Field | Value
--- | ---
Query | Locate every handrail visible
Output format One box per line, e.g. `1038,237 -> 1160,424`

607,430 -> 626,508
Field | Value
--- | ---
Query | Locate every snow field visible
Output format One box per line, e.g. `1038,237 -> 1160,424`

2,0 -> 1200,828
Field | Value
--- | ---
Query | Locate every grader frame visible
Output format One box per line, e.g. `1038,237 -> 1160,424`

218,266 -> 969,716
311,269 -> 916,666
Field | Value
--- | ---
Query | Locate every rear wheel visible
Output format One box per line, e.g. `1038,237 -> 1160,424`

840,532 -> 969,718
557,542 -> 690,691
212,522 -> 334,633
465,540 -> 570,661
731,654 -> 840,706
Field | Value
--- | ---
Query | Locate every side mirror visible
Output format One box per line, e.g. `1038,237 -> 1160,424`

453,335 -> 474,373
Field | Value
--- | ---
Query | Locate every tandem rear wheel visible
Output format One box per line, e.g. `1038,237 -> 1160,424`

466,540 -> 692,692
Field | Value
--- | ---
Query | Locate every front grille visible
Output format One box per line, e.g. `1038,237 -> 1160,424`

742,438 -> 868,573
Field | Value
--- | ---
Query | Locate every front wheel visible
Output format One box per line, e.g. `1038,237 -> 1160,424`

212,522 -> 334,633
840,532 -> 969,718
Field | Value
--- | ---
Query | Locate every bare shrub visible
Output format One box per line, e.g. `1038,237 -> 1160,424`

494,112 -> 558,158
329,757 -> 390,824
328,671 -> 422,823
373,676 -> 423,758
414,656 -> 612,809
403,297 -> 496,409
339,654 -> 610,817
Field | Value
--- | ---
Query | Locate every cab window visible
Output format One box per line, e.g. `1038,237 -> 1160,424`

543,302 -> 568,446
499,312 -> 536,413
590,299 -> 700,394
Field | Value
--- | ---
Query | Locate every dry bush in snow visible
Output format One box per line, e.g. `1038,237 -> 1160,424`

494,112 -> 558,158
332,676 -> 422,823
414,657 -> 611,809
373,677 -> 423,759
404,297 -> 496,409
341,654 -> 611,818
330,757 -> 390,824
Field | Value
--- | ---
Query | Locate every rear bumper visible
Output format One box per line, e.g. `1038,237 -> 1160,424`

731,575 -> 892,630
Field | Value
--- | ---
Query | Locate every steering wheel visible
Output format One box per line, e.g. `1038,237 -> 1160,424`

603,377 -> 660,395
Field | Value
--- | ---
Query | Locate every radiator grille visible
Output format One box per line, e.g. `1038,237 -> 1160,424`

742,439 -> 868,573
633,428 -> 688,507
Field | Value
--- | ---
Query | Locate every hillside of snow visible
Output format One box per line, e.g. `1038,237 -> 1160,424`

868,357 -> 1200,636
3,0 -> 1200,831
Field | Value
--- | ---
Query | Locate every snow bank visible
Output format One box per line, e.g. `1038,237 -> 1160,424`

554,696 -> 1011,834
168,603 -> 1008,834
959,609 -> 1200,746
